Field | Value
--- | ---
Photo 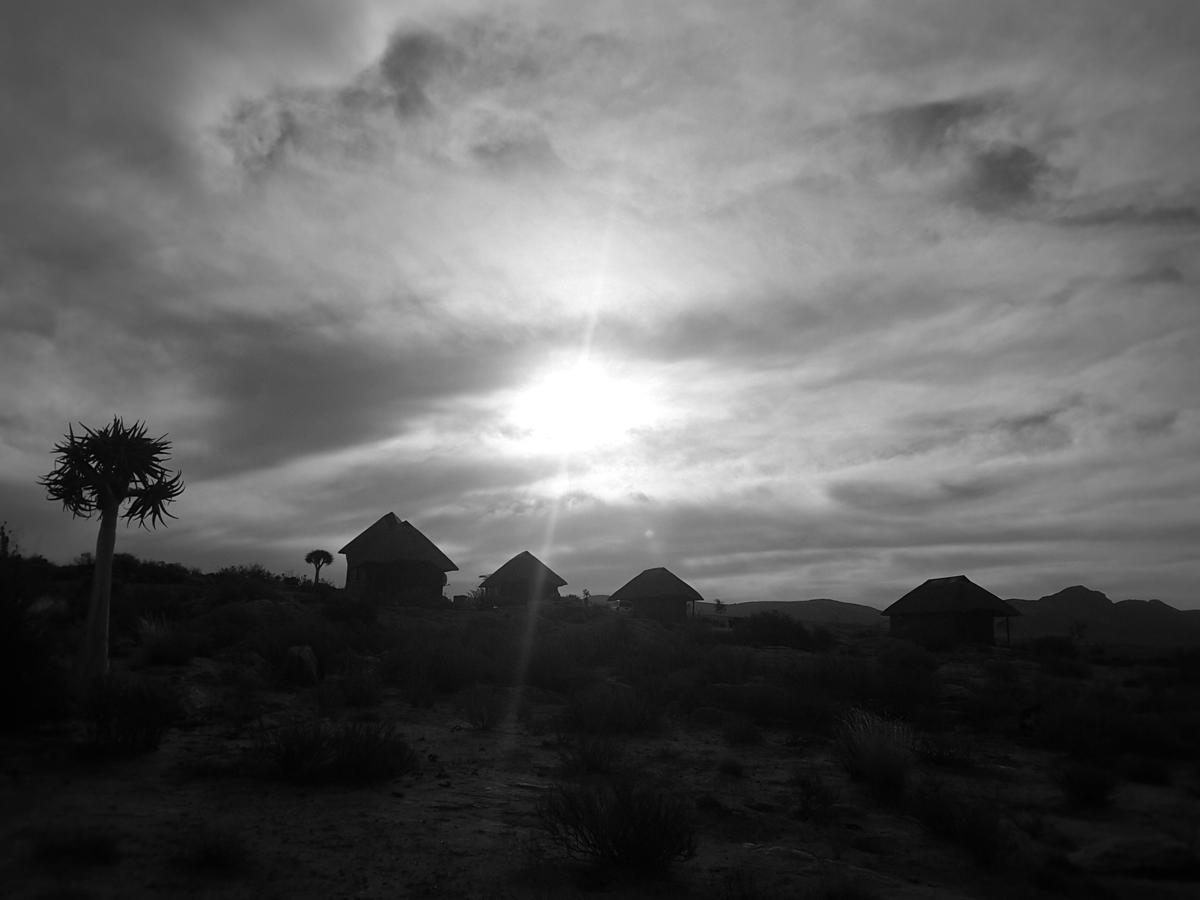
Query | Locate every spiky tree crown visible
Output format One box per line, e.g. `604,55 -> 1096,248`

40,417 -> 185,529
305,549 -> 334,566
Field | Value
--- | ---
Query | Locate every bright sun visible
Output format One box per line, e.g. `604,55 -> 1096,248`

505,358 -> 659,456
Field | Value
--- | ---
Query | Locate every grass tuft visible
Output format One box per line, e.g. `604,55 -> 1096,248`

536,776 -> 696,874
833,708 -> 916,803
254,718 -> 420,784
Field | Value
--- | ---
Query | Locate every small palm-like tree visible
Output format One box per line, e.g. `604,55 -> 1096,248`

40,417 -> 184,683
305,548 -> 333,585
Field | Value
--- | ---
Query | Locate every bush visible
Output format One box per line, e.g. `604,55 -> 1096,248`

458,684 -> 506,731
789,770 -> 840,824
86,674 -> 179,754
833,708 -> 915,802
254,719 -> 419,784
568,683 -> 657,735
536,777 -> 697,873
0,592 -> 71,729
137,615 -> 200,666
337,658 -> 383,708
557,736 -> 622,777
907,777 -> 1005,867
917,732 -> 976,770
732,611 -> 814,649
1031,635 -> 1078,660
1056,761 -> 1118,810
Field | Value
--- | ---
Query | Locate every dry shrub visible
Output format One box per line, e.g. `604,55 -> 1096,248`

917,732 -> 976,770
557,736 -> 623,777
254,718 -> 419,784
569,683 -> 657,734
458,683 -> 506,731
789,770 -> 840,824
137,614 -> 200,665
0,591 -> 71,729
536,776 -> 696,873
86,674 -> 179,755
907,777 -> 1006,867
833,708 -> 916,802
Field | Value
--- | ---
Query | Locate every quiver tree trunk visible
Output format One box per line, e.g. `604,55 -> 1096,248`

80,500 -> 119,684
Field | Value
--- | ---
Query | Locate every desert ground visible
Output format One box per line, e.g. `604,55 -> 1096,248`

3,570 -> 1200,899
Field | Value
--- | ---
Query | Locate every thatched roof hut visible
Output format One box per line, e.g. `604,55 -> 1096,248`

609,567 -> 702,623
881,575 -> 1019,646
480,550 -> 566,606
339,513 -> 457,604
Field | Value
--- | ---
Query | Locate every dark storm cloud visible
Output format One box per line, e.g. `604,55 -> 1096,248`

1058,205 -> 1200,230
379,29 -> 461,117
826,475 -> 1014,517
877,95 -> 999,161
960,143 -> 1049,210
176,311 -> 565,476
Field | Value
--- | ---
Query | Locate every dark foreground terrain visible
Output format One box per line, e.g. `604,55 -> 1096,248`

3,573 -> 1200,898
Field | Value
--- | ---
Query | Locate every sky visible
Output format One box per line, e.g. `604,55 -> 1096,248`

2,0 -> 1198,608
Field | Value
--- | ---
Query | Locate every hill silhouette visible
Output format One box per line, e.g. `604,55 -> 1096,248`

697,587 -> 1200,646
1007,585 -> 1200,646
695,598 -> 884,628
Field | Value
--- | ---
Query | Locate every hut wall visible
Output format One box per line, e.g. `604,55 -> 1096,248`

631,595 -> 688,624
889,612 -> 997,647
345,557 -> 446,604
483,578 -> 560,607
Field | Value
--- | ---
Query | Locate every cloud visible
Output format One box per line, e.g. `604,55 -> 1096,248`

1,0 -> 1199,608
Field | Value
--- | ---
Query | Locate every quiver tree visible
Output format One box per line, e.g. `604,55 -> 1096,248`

305,548 -> 333,585
40,417 -> 184,683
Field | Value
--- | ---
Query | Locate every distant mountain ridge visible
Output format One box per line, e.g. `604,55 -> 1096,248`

1006,585 -> 1200,647
695,598 -> 884,628
696,586 -> 1200,646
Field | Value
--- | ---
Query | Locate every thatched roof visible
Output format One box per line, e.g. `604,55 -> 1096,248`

609,567 -> 703,604
882,575 -> 1019,618
481,550 -> 567,589
338,512 -> 458,571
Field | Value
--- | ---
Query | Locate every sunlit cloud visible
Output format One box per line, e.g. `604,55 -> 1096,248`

1,0 -> 1198,606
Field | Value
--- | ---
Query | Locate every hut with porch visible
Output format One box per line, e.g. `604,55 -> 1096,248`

881,575 -> 1019,647
479,550 -> 566,607
610,567 -> 702,624
339,512 -> 458,605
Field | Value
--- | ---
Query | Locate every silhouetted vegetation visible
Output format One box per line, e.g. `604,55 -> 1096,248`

833,708 -> 916,802
40,417 -> 185,681
5,541 -> 1200,898
85,673 -> 179,755
253,719 -> 420,784
536,776 -> 697,873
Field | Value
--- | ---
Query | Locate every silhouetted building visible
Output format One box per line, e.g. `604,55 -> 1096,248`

610,567 -> 702,623
479,550 -> 566,607
882,575 -> 1019,646
339,512 -> 457,605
